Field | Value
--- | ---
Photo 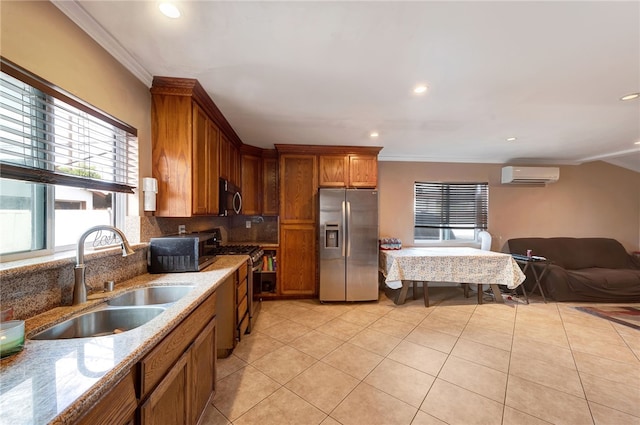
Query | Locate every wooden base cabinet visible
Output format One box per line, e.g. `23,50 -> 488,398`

77,371 -> 137,425
139,292 -> 217,425
140,351 -> 191,425
139,316 -> 217,425
280,225 -> 316,295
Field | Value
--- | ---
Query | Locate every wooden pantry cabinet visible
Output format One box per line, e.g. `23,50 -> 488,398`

151,77 -> 243,217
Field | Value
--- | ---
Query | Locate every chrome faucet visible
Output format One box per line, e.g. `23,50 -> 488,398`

73,225 -> 135,305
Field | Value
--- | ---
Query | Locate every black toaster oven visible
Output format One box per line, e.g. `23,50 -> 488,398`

148,233 -> 218,273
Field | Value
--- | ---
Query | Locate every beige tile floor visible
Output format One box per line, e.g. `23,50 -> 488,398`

203,286 -> 640,425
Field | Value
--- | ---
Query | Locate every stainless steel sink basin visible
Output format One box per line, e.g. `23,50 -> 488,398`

30,307 -> 166,340
107,285 -> 195,306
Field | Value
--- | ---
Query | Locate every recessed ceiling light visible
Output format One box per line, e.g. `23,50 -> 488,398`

620,92 -> 639,101
413,85 -> 428,94
370,131 -> 379,138
506,137 -> 517,142
635,141 -> 640,145
159,2 -> 181,18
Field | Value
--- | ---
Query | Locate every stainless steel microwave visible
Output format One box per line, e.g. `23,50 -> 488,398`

148,233 -> 217,273
219,178 -> 242,216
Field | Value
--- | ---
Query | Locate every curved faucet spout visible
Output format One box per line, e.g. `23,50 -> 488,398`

73,225 -> 134,305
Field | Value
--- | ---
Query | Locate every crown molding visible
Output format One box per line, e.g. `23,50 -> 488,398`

51,0 -> 153,87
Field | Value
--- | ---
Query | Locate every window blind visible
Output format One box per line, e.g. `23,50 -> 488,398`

414,182 -> 488,229
0,58 -> 137,193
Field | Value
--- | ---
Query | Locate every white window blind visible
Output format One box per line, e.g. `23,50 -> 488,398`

0,59 -> 137,193
414,182 -> 488,231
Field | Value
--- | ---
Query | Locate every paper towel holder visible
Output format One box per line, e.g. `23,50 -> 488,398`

143,177 -> 158,211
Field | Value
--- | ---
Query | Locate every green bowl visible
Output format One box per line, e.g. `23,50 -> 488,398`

0,320 -> 25,358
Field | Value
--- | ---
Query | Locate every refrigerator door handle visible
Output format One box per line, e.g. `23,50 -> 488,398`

341,201 -> 347,257
346,201 -> 352,258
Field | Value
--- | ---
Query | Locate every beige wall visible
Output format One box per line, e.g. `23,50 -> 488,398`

379,161 -> 640,252
0,1 -> 151,215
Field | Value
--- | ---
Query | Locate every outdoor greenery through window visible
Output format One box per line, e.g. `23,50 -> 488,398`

0,59 -> 137,259
414,182 -> 488,243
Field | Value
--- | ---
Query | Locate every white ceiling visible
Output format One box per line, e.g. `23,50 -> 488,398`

54,1 -> 640,171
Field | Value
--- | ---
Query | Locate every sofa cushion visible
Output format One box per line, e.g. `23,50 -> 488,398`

563,268 -> 640,301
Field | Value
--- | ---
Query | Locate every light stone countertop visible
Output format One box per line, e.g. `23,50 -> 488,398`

0,255 -> 248,425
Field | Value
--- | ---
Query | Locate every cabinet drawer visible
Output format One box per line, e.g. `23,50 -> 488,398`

237,294 -> 248,322
236,278 -> 247,301
238,262 -> 248,283
139,291 -> 216,398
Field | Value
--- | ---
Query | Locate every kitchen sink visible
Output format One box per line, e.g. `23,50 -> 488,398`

30,307 -> 166,340
107,285 -> 195,306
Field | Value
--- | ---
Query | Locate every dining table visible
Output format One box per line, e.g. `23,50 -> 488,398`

379,247 -> 526,305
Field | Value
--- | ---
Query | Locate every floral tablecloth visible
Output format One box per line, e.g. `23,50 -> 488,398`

380,247 -> 525,290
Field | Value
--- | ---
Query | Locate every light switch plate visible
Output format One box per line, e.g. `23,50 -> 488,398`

246,221 -> 251,228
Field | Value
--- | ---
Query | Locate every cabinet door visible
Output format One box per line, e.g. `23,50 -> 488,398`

262,156 -> 279,215
280,155 -> 317,224
190,318 -> 216,425
207,120 -> 220,215
78,370 -> 136,425
219,133 -> 230,181
348,155 -> 378,188
280,224 -> 316,295
140,351 -> 190,425
192,104 -> 209,215
319,155 -> 348,187
230,143 -> 241,187
241,154 -> 262,215
152,94 -> 193,217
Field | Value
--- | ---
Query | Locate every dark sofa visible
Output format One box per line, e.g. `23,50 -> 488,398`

503,237 -> 640,302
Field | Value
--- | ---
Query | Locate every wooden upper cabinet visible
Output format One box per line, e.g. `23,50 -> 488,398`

319,155 -> 349,187
241,152 -> 262,215
219,132 -> 231,182
230,143 -> 241,187
319,154 -> 378,188
262,153 -> 279,216
151,94 -> 194,217
193,104 -> 219,215
348,155 -> 378,188
151,77 -> 243,216
279,154 -> 317,224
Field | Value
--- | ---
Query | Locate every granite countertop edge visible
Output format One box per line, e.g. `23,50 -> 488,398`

0,255 -> 248,425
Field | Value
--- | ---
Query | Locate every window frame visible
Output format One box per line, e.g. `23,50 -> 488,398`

0,58 -> 136,261
413,181 -> 489,245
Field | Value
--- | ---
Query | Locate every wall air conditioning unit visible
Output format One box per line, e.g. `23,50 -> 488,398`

501,166 -> 560,185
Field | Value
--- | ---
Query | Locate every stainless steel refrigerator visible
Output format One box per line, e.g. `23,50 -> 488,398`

319,188 -> 379,301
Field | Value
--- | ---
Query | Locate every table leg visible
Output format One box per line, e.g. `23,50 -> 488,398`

478,284 -> 483,304
422,282 -> 429,307
395,280 -> 410,305
463,284 -> 469,298
490,284 -> 504,304
531,266 -> 547,303
412,281 -> 418,300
